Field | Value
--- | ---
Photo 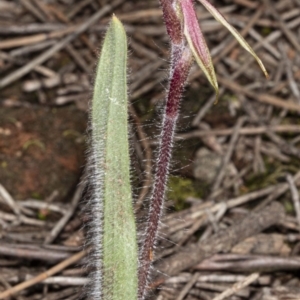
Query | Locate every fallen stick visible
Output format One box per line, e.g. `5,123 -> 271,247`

0,249 -> 87,299
155,202 -> 284,278
212,273 -> 259,300
195,253 -> 300,272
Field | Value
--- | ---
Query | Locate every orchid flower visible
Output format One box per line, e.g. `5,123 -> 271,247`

138,1 -> 267,299
168,0 -> 268,96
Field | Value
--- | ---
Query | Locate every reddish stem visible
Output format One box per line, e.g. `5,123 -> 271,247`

138,46 -> 192,300
159,0 -> 182,44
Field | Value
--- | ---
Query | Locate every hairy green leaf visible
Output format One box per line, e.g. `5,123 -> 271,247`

91,15 -> 138,300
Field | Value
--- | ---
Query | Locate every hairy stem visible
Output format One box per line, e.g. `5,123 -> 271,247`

159,0 -> 182,44
138,45 -> 192,300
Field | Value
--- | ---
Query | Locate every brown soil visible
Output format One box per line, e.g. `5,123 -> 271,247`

0,106 -> 86,200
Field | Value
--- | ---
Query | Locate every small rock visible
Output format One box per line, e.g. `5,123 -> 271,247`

193,148 -> 222,183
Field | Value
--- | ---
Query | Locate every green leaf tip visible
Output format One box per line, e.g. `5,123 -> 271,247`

90,15 -> 138,300
111,14 -> 122,26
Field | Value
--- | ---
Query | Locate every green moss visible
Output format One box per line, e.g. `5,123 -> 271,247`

167,176 -> 203,210
37,211 -> 47,220
283,199 -> 294,214
31,192 -> 42,199
245,160 -> 282,191
245,154 -> 300,192
261,27 -> 272,36
23,139 -> 45,151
